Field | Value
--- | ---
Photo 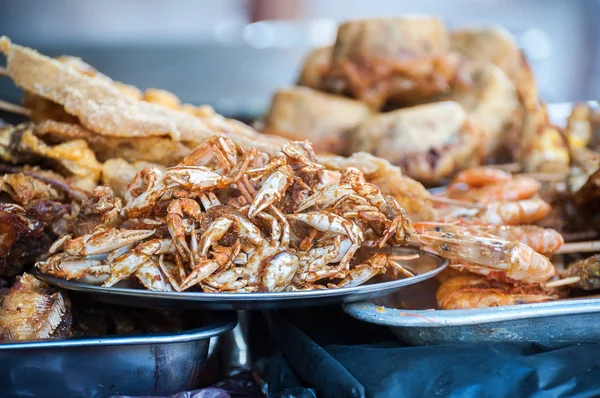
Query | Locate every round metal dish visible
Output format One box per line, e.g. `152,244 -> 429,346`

0,311 -> 237,397
34,247 -> 447,310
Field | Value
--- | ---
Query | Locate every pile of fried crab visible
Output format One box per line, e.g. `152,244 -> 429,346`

0,16 -> 599,340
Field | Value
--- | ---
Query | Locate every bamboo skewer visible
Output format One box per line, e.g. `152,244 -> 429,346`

544,276 -> 581,288
556,240 -> 600,254
0,99 -> 31,117
519,171 -> 569,182
562,231 -> 598,242
488,162 -> 521,172
428,196 -> 486,209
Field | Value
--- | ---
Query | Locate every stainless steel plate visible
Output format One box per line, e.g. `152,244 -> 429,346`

343,279 -> 600,346
0,311 -> 237,398
34,247 -> 447,310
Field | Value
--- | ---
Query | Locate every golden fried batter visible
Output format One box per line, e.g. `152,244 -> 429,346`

0,37 -> 287,155
36,120 -> 192,165
0,273 -> 70,340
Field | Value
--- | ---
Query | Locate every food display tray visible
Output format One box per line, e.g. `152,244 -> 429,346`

34,247 -> 447,310
0,311 -> 237,398
343,279 -> 600,346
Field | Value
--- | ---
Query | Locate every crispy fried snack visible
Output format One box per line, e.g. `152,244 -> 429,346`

263,86 -> 372,155
450,26 -> 522,86
298,46 -> 332,90
35,120 -> 192,165
348,101 -> 483,185
0,122 -> 101,190
0,273 -> 72,340
0,36 -> 287,155
323,16 -> 462,109
446,61 -> 522,159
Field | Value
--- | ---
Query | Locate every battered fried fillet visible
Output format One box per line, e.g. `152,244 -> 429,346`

298,46 -> 332,90
323,16 -> 461,108
263,86 -> 372,154
446,61 -> 522,158
349,101 -> 483,185
102,158 -> 166,199
0,273 -> 71,340
35,120 -> 192,165
0,37 -> 286,155
450,26 -> 522,85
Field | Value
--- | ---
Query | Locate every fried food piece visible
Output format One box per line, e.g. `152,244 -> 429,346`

520,103 -> 570,174
23,92 -> 79,124
143,88 -> 181,109
436,273 -> 559,309
36,120 -> 192,165
102,158 -> 166,199
0,122 -> 101,190
323,16 -> 461,109
56,55 -> 143,100
0,168 -> 82,277
349,101 -> 483,185
263,86 -> 372,154
450,26 -> 522,85
514,56 -> 569,173
298,46 -> 332,90
0,205 -> 53,277
565,102 -> 595,150
0,273 -> 71,340
0,36 -> 286,155
563,255 -> 600,291
446,61 -> 522,158
1,172 -> 64,206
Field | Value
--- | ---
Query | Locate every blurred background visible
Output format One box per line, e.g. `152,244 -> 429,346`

1,0 -> 599,117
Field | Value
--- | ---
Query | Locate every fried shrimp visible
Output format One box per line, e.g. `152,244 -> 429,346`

418,229 -> 555,283
436,274 -> 559,309
414,222 -> 564,255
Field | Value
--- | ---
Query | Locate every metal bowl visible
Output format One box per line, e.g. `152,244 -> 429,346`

0,311 -> 237,398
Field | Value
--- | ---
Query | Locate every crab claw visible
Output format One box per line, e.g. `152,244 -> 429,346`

248,165 -> 293,218
64,228 -> 155,256
180,259 -> 221,291
166,166 -> 229,191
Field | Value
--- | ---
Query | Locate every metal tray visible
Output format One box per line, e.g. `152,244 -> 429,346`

343,279 -> 600,346
0,311 -> 237,398
34,247 -> 447,310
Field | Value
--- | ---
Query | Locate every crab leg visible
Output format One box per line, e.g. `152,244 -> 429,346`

63,228 -> 155,256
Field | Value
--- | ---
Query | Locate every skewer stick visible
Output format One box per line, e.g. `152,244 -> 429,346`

544,276 -> 581,288
562,231 -> 598,242
0,66 -> 7,77
556,240 -> 600,254
519,172 -> 569,182
489,162 -> 521,173
0,99 -> 31,117
429,196 -> 486,209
